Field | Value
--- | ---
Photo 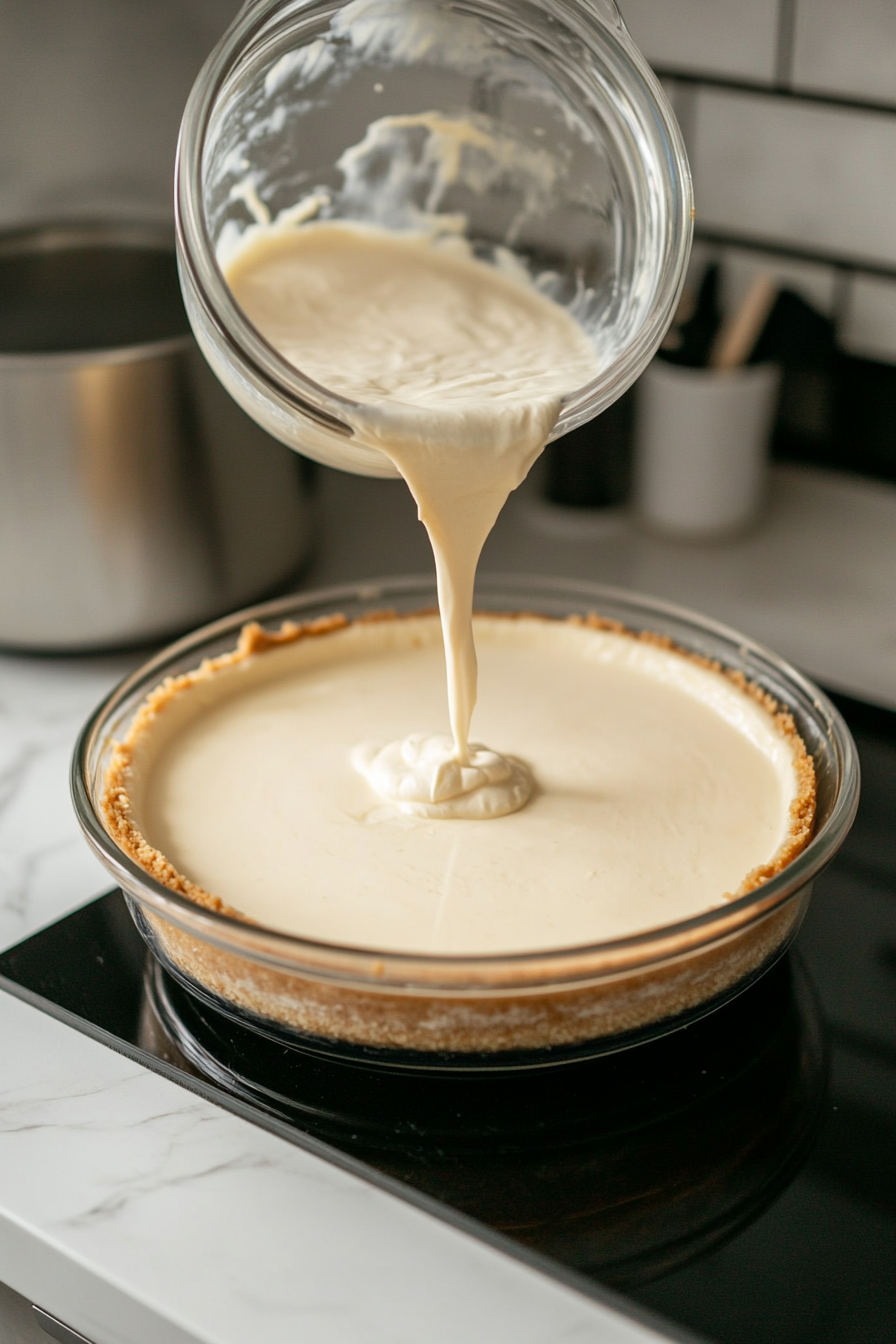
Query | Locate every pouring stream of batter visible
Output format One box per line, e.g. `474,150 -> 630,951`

225,221 -> 599,816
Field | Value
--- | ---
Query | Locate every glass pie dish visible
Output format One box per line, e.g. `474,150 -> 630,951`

73,576 -> 859,1070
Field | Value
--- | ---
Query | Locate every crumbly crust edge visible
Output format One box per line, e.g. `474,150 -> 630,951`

101,608 -> 818,930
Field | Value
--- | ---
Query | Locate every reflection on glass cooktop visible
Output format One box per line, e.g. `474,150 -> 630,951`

1,691 -> 895,1344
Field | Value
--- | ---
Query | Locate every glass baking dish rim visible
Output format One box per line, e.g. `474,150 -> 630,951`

72,573 -> 860,993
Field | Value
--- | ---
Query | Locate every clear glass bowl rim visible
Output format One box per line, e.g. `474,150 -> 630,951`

73,574 -> 860,993
174,0 -> 694,444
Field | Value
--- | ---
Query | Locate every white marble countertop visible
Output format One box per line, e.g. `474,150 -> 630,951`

2,462 -> 895,1343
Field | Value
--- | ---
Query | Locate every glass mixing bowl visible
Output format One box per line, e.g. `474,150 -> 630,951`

73,576 -> 858,1070
175,0 -> 693,477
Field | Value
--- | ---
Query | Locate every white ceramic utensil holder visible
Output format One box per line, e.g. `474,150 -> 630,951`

634,360 -> 781,540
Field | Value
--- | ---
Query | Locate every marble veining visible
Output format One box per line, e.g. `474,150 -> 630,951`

0,994 -> 664,1343
0,652 -> 138,954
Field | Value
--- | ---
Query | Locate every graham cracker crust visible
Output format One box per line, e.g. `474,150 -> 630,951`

101,609 -> 817,1054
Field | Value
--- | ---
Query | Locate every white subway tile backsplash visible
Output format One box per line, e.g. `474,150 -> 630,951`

720,247 -> 837,319
793,0 -> 896,106
618,0 -> 779,82
691,89 -> 896,268
842,274 -> 896,362
0,0 -> 236,226
619,5 -> 896,367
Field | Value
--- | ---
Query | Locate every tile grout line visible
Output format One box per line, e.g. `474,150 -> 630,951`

775,0 -> 798,90
693,226 -> 896,285
832,267 -> 853,337
652,67 -> 896,121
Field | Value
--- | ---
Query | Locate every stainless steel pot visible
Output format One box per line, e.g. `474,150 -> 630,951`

0,222 -> 312,651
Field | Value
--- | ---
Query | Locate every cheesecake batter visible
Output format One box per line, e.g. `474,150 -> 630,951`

225,222 -> 600,817
108,198 -> 816,960
110,614 -> 813,956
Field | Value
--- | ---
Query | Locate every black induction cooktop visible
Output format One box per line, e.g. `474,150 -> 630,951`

2,691 -> 895,1344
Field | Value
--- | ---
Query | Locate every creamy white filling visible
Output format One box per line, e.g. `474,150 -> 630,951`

129,616 -> 801,956
225,221 -> 599,817
351,734 -> 533,819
